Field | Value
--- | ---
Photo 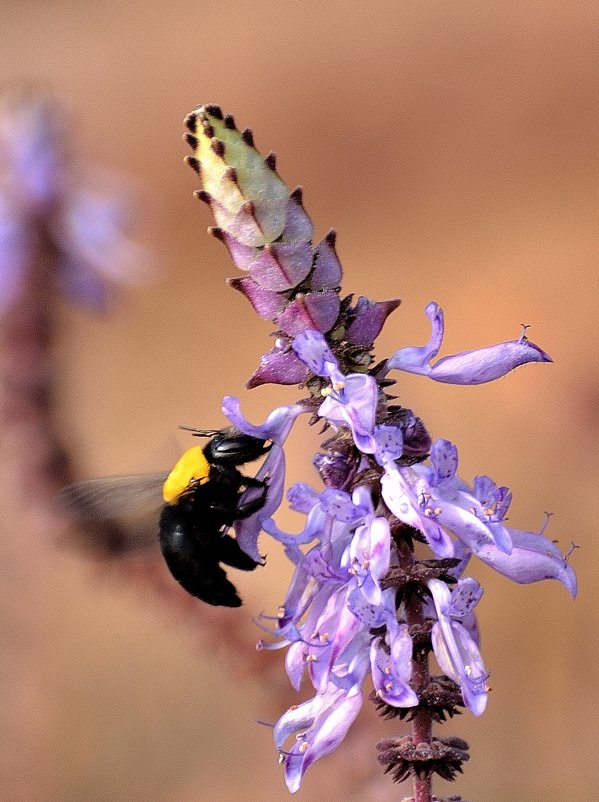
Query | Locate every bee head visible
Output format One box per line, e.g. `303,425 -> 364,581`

202,427 -> 272,467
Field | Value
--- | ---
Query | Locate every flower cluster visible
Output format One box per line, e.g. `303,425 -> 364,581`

219,327 -> 575,791
186,104 -> 577,797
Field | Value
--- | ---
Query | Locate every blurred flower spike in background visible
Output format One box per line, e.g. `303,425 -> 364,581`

0,91 -> 149,313
0,91 -> 156,802
186,104 -> 578,799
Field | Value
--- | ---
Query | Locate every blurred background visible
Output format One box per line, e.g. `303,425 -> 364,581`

1,1 -> 598,801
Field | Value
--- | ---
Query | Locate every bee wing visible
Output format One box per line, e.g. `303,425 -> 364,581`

60,473 -> 167,554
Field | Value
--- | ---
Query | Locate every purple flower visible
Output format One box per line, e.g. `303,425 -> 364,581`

0,94 -> 65,212
387,301 -> 552,385
0,196 -> 30,311
345,515 -> 391,606
292,329 -> 339,378
370,619 -> 418,707
274,681 -> 364,794
380,459 -> 456,558
381,437 -> 577,601
424,439 -> 513,555
428,578 -> 489,716
221,396 -> 305,561
381,438 -> 517,559
475,519 -> 577,597
0,94 -> 148,312
293,330 -> 379,453
258,478 -> 426,789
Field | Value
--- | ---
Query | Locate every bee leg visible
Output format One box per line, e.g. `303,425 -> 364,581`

235,482 -> 269,519
241,475 -> 267,489
205,482 -> 268,522
217,533 -> 260,571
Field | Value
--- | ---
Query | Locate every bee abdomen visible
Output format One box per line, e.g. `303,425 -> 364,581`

158,505 -> 243,607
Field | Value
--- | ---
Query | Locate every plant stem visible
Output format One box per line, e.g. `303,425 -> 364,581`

397,538 -> 433,802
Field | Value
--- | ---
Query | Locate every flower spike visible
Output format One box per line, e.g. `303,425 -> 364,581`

184,105 -> 577,798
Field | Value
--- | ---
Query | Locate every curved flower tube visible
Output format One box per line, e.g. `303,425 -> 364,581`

476,524 -> 578,597
387,302 -> 552,385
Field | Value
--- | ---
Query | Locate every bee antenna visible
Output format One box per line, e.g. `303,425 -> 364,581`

178,425 -> 222,437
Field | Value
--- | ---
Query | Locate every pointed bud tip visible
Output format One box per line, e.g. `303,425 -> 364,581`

203,103 -> 223,120
184,112 -> 198,133
184,155 -> 200,173
241,127 -> 255,147
224,166 -> 238,183
210,138 -> 225,158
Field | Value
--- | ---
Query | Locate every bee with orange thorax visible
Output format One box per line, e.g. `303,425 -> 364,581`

62,428 -> 271,606
159,429 -> 271,606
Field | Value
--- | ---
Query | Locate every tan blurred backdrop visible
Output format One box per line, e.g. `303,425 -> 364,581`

1,1 -> 598,801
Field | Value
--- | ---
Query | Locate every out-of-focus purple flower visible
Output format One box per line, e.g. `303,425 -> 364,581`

0,94 -> 148,313
387,301 -> 552,385
58,188 -> 148,284
0,94 -> 66,213
0,196 -> 31,310
428,578 -> 489,716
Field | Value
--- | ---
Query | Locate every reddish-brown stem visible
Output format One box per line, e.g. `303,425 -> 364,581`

0,209 -> 72,801
397,539 -> 433,802
0,220 -> 72,501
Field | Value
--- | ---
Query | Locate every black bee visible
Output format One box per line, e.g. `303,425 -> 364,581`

61,428 -> 271,607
